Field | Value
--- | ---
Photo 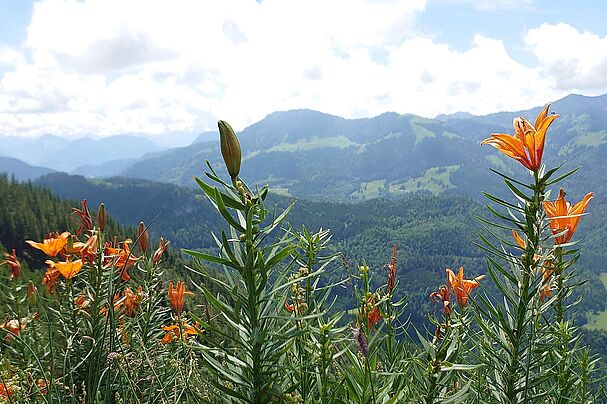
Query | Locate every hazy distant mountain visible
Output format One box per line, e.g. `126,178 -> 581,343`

0,156 -> 55,181
120,94 -> 607,202
75,158 -> 137,178
0,134 -> 162,173
191,131 -> 217,145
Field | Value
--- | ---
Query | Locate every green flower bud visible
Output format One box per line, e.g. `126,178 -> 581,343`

218,120 -> 241,181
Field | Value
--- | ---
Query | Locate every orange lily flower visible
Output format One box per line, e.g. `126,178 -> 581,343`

1,317 -> 31,341
539,266 -> 554,302
74,294 -> 91,309
168,281 -> 194,315
54,259 -> 83,280
0,382 -> 13,398
80,234 -> 98,263
512,230 -> 526,249
26,231 -> 70,257
160,322 -> 200,344
152,238 -> 170,265
363,293 -> 382,330
72,199 -> 93,235
543,188 -> 593,245
105,239 -> 139,281
0,249 -> 21,279
115,286 -> 144,317
42,261 -> 61,292
481,104 -> 558,171
446,267 -> 485,307
430,284 -> 451,316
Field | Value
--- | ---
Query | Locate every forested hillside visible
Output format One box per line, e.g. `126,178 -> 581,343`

32,172 -> 607,329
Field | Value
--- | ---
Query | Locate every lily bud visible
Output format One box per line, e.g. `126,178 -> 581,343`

97,203 -> 107,232
218,120 -> 241,181
137,222 -> 149,252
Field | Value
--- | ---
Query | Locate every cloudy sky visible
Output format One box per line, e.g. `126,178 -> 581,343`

1,0 -> 606,141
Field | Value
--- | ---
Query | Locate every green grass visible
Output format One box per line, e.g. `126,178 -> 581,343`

387,165 -> 460,195
244,136 -> 358,162
584,272 -> 607,331
354,179 -> 386,200
410,117 -> 437,146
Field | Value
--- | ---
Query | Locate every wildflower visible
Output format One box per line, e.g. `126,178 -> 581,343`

540,266 -> 554,302
72,199 -> 93,235
284,302 -> 296,312
218,120 -> 242,181
481,104 -> 558,171
36,379 -> 47,395
168,281 -> 194,315
1,317 -> 30,341
115,286 -> 144,317
54,259 -> 83,280
105,239 -> 139,281
160,322 -> 200,344
74,294 -> 91,309
446,267 -> 485,307
80,234 -> 98,263
0,382 -> 13,398
543,188 -> 593,245
0,249 -> 21,279
42,261 -> 61,292
26,231 -> 70,257
430,285 -> 451,317
106,351 -> 121,365
152,238 -> 170,265
512,230 -> 526,249
385,243 -> 397,294
137,222 -> 149,252
364,293 -> 382,330
352,326 -> 368,356
284,300 -> 306,315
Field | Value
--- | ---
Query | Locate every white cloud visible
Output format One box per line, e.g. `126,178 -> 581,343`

0,46 -> 24,66
0,0 -> 596,139
526,23 -> 607,92
429,0 -> 537,11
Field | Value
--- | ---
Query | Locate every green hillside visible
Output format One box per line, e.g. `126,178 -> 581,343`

118,94 -> 607,203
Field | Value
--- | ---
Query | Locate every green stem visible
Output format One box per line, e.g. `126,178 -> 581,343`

504,170 -> 544,402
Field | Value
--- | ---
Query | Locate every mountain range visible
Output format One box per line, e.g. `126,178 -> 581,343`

2,93 -> 605,204
0,134 -> 161,175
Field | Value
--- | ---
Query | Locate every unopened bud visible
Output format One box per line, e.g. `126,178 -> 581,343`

218,120 -> 242,181
137,222 -> 149,252
97,203 -> 107,232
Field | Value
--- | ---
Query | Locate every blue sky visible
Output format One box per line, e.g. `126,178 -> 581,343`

0,0 -> 606,138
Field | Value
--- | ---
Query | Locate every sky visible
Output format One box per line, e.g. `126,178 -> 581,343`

1,0 -> 607,140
